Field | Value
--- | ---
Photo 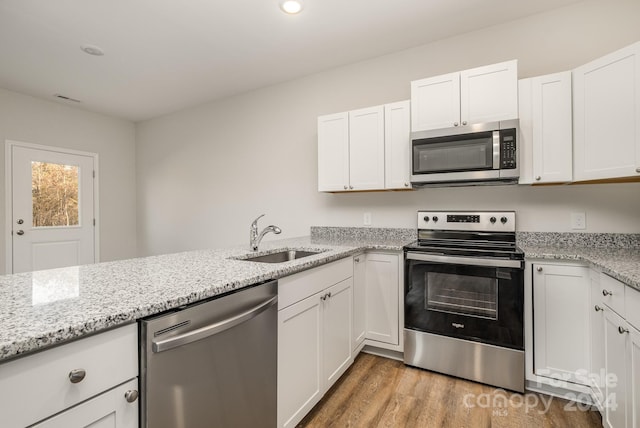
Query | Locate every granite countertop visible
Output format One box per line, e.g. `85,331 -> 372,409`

0,235 -> 411,362
520,245 -> 640,291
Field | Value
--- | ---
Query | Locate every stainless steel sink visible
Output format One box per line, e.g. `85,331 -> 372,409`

238,250 -> 322,263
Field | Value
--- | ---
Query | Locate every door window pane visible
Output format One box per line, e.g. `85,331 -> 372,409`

32,161 -> 79,227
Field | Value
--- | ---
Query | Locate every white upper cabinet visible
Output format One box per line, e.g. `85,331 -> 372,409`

519,72 -> 573,184
460,60 -> 518,126
411,60 -> 518,132
349,106 -> 385,190
384,100 -> 411,189
318,112 -> 349,192
573,41 -> 640,181
318,102 -> 411,192
411,72 -> 460,132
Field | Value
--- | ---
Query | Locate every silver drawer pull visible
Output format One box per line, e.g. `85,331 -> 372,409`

68,369 -> 86,384
602,289 -> 613,296
536,266 -> 543,272
618,326 -> 629,335
124,390 -> 139,403
594,305 -> 603,312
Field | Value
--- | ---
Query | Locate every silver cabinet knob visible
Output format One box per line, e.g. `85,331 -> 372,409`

354,257 -> 360,263
536,266 -> 543,272
349,185 -> 354,190
535,176 -> 541,181
16,230 -> 24,236
343,185 -> 348,190
404,183 -> 409,187
462,121 -> 467,125
17,219 -> 24,225
594,305 -> 603,312
69,369 -> 86,384
636,167 -> 640,173
124,390 -> 139,403
602,289 -> 613,296
618,326 -> 629,334
454,122 -> 459,126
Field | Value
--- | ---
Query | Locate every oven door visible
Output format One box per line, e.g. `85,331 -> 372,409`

404,252 -> 523,350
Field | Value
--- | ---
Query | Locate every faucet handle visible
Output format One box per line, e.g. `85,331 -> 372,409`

251,214 -> 265,226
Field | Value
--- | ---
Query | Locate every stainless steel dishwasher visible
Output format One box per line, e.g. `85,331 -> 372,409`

139,280 -> 277,428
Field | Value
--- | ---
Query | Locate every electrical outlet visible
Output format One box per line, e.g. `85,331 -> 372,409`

571,212 -> 586,230
363,212 -> 372,226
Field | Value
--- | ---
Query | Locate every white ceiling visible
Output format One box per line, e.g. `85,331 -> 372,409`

0,0 -> 583,122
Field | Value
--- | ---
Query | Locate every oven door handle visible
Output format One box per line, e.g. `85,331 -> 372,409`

406,252 -> 522,269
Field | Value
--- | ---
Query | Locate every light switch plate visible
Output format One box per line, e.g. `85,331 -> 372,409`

571,212 -> 586,230
363,212 -> 372,226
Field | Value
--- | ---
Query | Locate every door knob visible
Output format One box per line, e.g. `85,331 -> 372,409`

124,390 -> 139,403
16,230 -> 24,236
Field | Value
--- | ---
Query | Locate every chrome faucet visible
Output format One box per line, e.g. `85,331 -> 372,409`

250,214 -> 282,251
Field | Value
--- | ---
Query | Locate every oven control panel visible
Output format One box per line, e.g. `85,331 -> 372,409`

417,211 -> 515,232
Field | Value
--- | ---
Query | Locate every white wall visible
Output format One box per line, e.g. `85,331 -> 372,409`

136,0 -> 640,256
0,87 -> 137,274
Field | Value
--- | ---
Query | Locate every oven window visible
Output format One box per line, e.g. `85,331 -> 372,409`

425,272 -> 497,319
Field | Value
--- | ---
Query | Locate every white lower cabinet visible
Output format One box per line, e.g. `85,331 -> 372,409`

365,252 -> 400,347
33,378 -> 139,428
0,324 -> 138,428
598,274 -> 640,428
352,253 -> 366,352
277,258 -> 353,428
533,263 -> 590,385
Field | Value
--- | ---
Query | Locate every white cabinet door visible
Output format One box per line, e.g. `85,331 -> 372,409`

384,100 -> 411,189
349,106 -> 385,190
532,72 -> 573,183
278,291 -> 323,428
365,253 -> 399,346
629,325 -> 640,428
318,112 -> 349,191
519,72 -> 573,184
533,264 -> 590,385
32,378 -> 138,428
411,72 -> 460,132
322,278 -> 353,389
460,60 -> 518,126
603,308 -> 628,428
352,254 -> 366,351
590,269 -> 606,407
573,42 -> 640,181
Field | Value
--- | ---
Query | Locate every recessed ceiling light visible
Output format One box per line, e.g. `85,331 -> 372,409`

280,0 -> 303,14
80,44 -> 104,56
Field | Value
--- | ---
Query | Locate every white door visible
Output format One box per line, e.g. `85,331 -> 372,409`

365,253 -> 399,345
317,112 -> 350,192
410,72 -> 460,132
384,100 -> 412,189
352,254 -> 366,351
322,277 -> 353,389
604,308 -> 628,428
10,144 -> 95,273
348,105 -> 385,190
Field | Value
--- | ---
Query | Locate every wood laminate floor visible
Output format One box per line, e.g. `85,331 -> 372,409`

299,353 -> 603,428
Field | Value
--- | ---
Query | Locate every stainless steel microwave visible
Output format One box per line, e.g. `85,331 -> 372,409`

410,119 -> 519,187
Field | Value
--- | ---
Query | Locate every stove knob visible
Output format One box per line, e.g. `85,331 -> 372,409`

423,216 -> 429,222
500,216 -> 508,224
490,217 -> 497,224
432,216 -> 439,222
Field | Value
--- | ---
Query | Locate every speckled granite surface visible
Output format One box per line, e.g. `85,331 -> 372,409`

518,231 -> 640,292
0,235 -> 410,362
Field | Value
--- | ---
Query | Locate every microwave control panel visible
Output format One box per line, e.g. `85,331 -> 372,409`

500,128 -> 517,169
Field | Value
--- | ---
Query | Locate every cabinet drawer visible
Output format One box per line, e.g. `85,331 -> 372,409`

626,285 -> 640,331
0,324 -> 138,428
600,273 -> 626,316
279,257 -> 353,310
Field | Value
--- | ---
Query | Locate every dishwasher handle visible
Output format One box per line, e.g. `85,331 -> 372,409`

152,295 -> 278,353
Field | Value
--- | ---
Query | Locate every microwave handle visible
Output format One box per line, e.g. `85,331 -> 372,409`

492,131 -> 500,169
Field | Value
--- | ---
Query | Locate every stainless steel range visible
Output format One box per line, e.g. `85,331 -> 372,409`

403,211 -> 525,392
